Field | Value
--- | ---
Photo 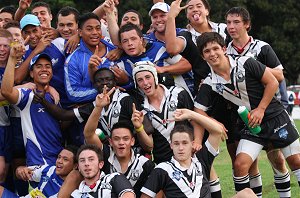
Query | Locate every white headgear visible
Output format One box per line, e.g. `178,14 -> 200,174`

132,61 -> 158,88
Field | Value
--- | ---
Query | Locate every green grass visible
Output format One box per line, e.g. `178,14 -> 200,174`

214,120 -> 300,197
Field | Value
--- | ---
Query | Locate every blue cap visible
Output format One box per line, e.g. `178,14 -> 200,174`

30,53 -> 52,70
20,14 -> 40,30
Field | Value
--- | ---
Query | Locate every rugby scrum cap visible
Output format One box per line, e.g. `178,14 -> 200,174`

132,61 -> 158,88
149,2 -> 170,16
30,53 -> 52,70
20,14 -> 40,30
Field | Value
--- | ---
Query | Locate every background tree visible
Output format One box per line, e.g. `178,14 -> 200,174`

1,0 -> 299,84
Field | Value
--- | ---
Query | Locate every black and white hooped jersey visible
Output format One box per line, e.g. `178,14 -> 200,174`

74,89 -> 134,136
141,85 -> 194,164
102,145 -> 155,197
71,172 -> 134,198
141,141 -> 218,198
227,37 -> 283,70
195,55 -> 284,122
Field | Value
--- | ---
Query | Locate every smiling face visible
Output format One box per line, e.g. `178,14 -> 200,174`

0,37 -> 11,66
109,128 -> 134,159
57,14 -> 78,39
32,6 -> 52,28
135,71 -> 157,96
171,132 -> 193,163
150,10 -> 168,33
79,18 -> 102,50
0,12 -> 13,28
120,29 -> 144,56
22,25 -> 42,48
55,149 -> 76,179
121,12 -> 142,30
78,149 -> 103,182
201,41 -> 226,68
30,58 -> 53,86
186,0 -> 209,26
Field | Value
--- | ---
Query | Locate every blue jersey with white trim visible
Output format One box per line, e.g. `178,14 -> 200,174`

16,88 -> 63,166
27,165 -> 64,198
64,38 -> 116,104
24,38 -> 70,108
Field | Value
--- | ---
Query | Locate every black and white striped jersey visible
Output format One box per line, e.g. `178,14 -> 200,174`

102,145 -> 155,197
195,55 -> 284,122
141,141 -> 218,198
141,85 -> 194,164
71,172 -> 134,198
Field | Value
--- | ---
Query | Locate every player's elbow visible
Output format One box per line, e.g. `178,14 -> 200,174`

166,46 -> 181,56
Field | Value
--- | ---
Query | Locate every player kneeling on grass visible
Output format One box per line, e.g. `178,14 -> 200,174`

140,108 -> 257,198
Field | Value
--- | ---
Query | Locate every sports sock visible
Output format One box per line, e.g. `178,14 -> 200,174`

209,178 -> 222,198
274,171 -> 291,198
292,169 -> 300,186
249,173 -> 262,198
233,174 -> 250,192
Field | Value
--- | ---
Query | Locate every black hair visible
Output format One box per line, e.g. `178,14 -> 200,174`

0,6 -> 15,19
57,6 -> 80,23
111,121 -> 134,137
3,20 -> 20,29
76,144 -> 103,163
170,124 -> 194,142
118,23 -> 143,42
225,7 -> 251,32
93,68 -> 115,82
122,9 -> 144,26
196,32 -> 225,56
78,12 -> 100,29
32,2 -> 51,14
64,145 -> 79,163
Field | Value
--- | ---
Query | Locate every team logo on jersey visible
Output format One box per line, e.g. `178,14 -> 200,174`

216,83 -> 225,94
112,107 -> 120,118
38,107 -> 45,112
167,101 -> 177,112
81,193 -> 89,198
130,170 -> 140,181
246,51 -> 258,60
101,182 -> 112,190
235,70 -> 245,83
41,176 -> 49,182
51,58 -> 58,65
172,170 -> 183,181
278,128 -> 288,139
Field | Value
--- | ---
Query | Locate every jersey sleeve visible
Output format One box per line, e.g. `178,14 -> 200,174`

243,57 -> 266,81
257,44 -> 282,69
73,102 -> 95,123
140,167 -> 168,197
194,80 -> 214,112
111,173 -> 135,197
31,165 -> 49,182
15,88 -> 31,110
195,141 -> 218,179
64,54 -> 97,103
177,89 -> 194,110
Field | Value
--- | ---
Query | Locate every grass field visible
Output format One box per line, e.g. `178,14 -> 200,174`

214,120 -> 300,197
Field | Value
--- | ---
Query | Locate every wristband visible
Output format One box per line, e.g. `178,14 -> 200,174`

135,125 -> 144,133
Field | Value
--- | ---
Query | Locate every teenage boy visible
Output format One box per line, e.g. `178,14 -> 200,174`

195,32 -> 300,193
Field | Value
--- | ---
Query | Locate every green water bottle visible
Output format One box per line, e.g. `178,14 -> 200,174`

95,128 -> 106,141
237,106 -> 261,134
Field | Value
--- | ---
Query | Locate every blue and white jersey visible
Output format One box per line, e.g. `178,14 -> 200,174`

24,38 -> 69,108
64,37 -> 116,104
16,88 -> 63,166
0,67 -> 10,126
23,165 -> 63,198
144,28 -> 185,43
116,41 -> 193,93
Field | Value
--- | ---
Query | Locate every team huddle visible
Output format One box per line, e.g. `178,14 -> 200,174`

0,0 -> 299,197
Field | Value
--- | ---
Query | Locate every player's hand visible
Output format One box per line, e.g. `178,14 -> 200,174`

169,0 -> 189,18
105,48 -> 123,61
64,34 -> 80,54
173,109 -> 191,121
155,65 -> 165,74
33,86 -> 46,104
110,66 -> 129,85
193,140 -> 202,152
16,166 -> 33,181
34,34 -> 52,54
95,85 -> 115,108
88,45 -> 102,70
47,86 -> 60,105
248,107 -> 264,128
9,39 -> 26,59
131,103 -> 144,129
18,0 -> 32,10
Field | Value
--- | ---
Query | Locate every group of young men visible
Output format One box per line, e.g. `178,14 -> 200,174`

0,0 -> 299,197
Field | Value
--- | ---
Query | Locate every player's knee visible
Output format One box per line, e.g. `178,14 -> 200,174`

234,158 -> 250,176
286,154 -> 300,170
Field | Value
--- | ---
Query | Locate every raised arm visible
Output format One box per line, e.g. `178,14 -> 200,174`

131,103 -> 153,152
103,0 -> 120,46
83,86 -> 115,147
1,43 -> 25,104
14,0 -> 32,21
174,109 -> 225,151
156,56 -> 191,75
165,0 -> 188,56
